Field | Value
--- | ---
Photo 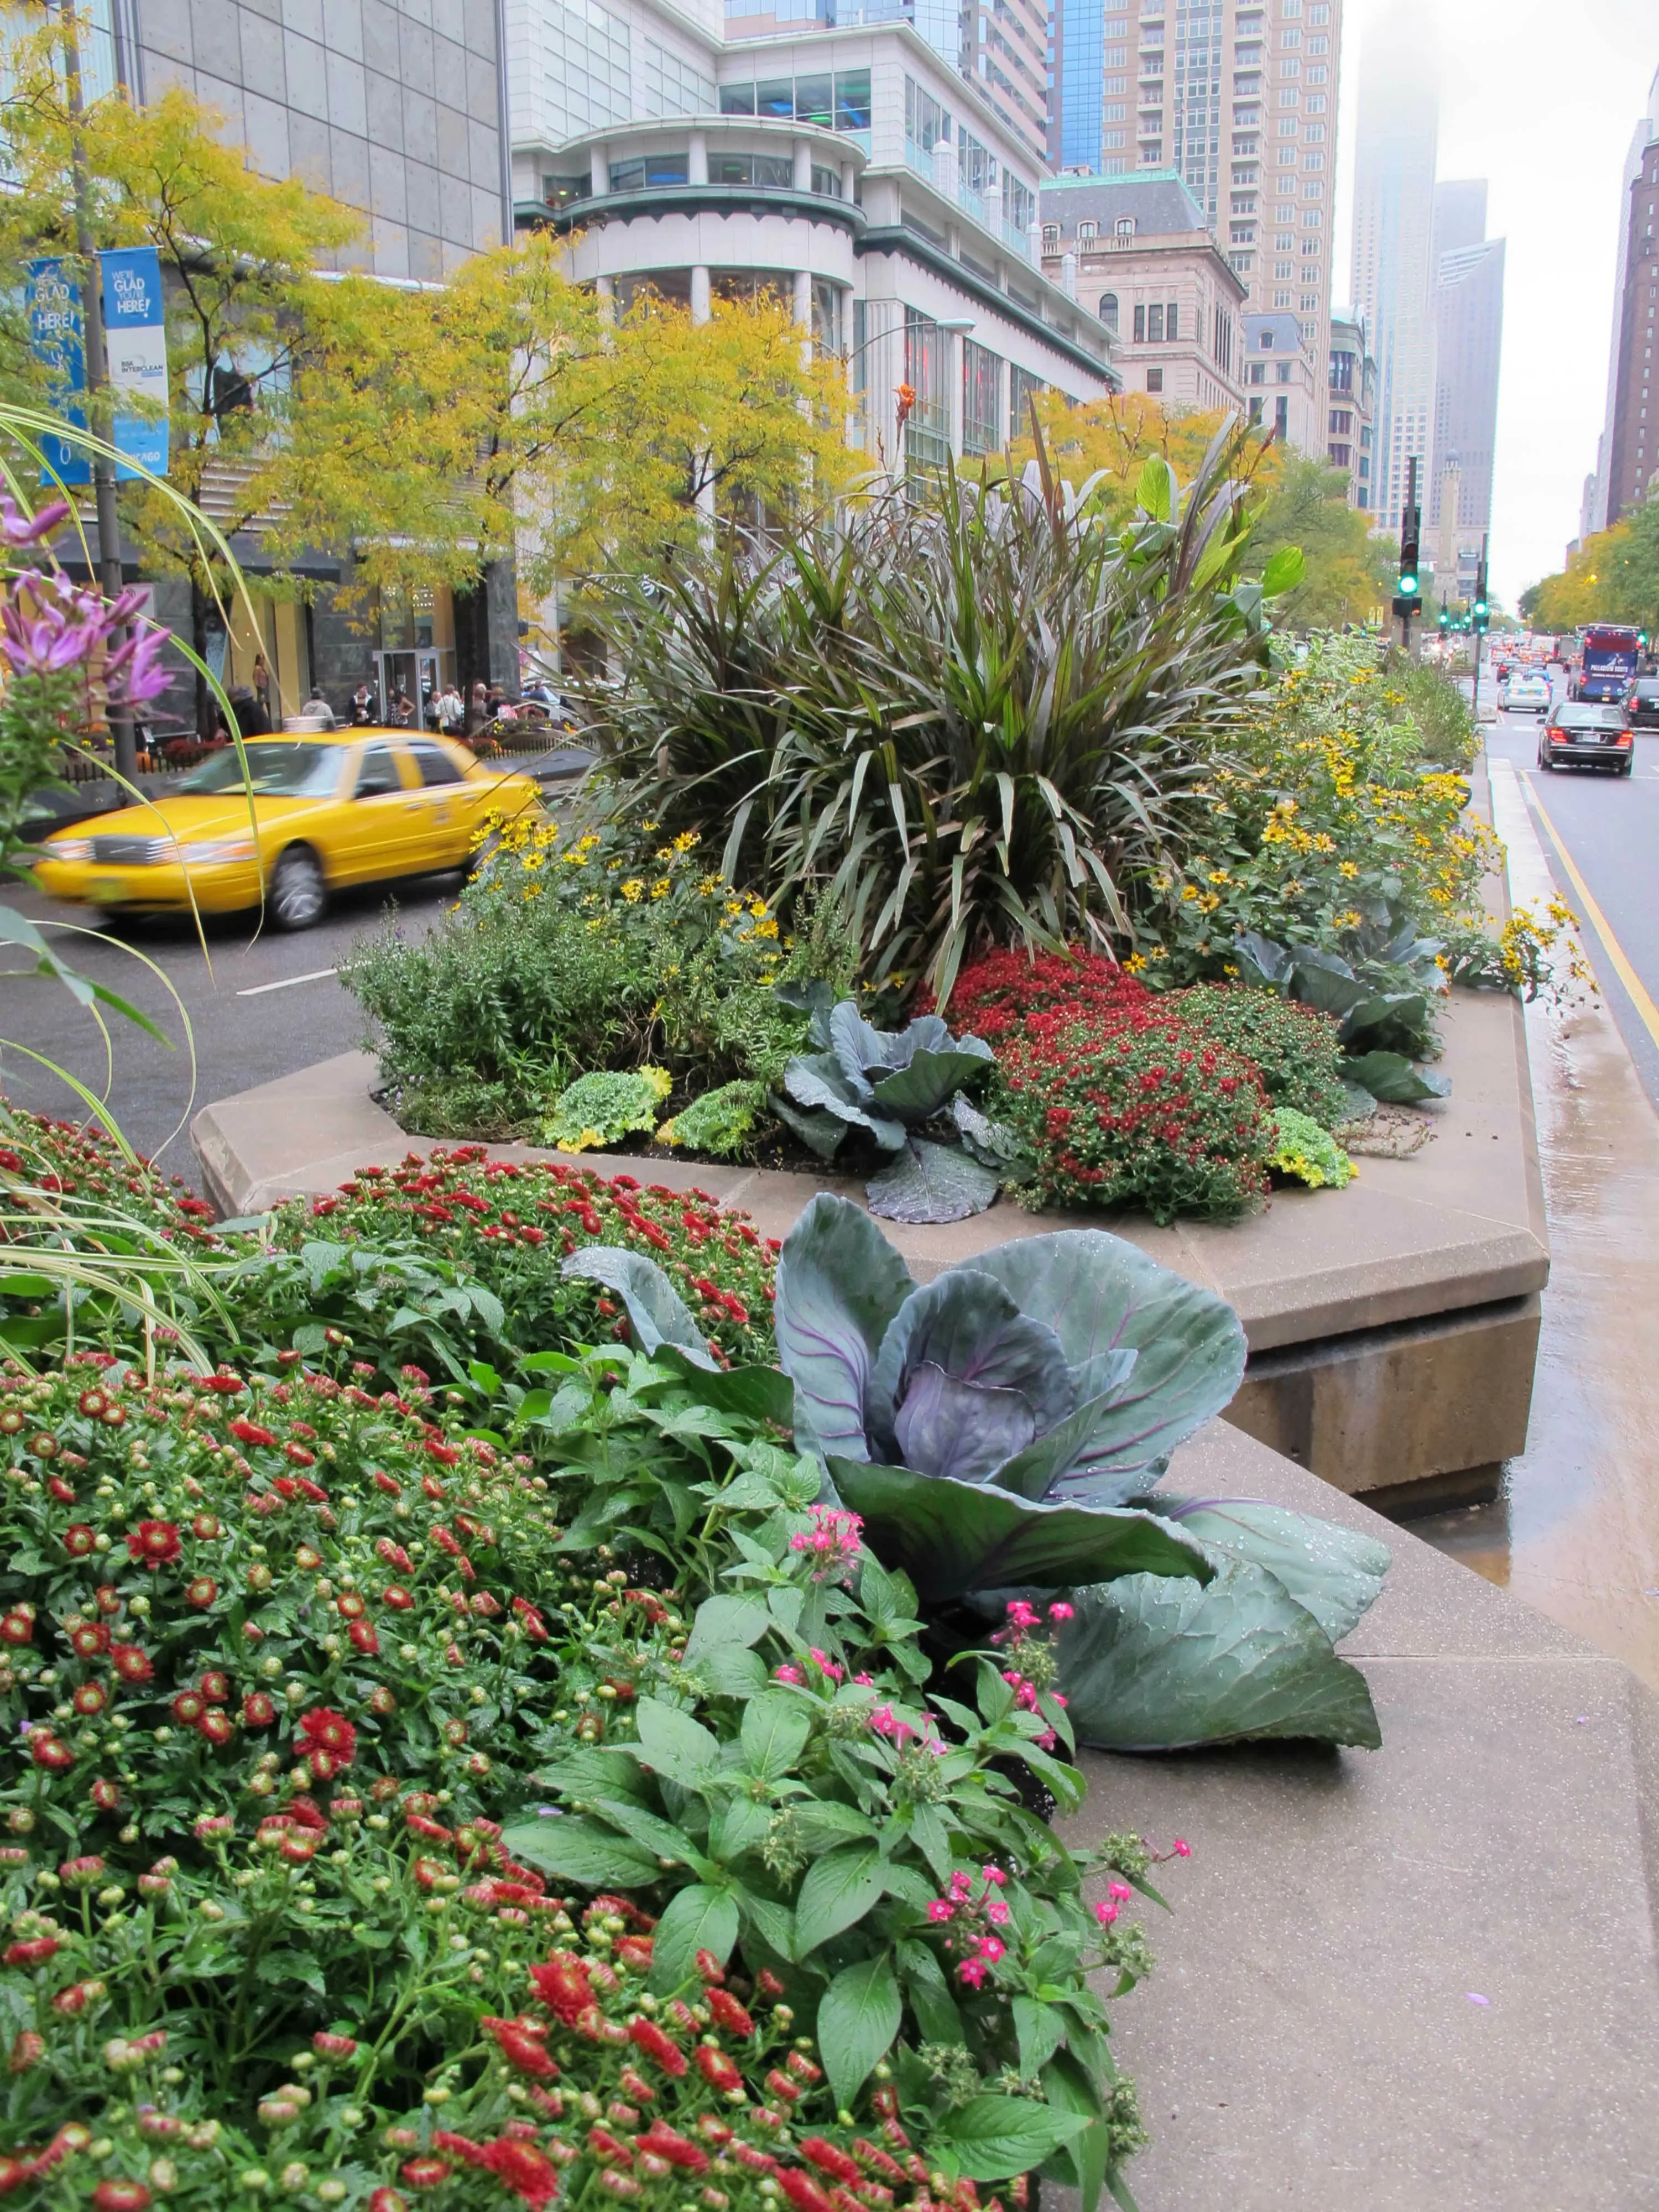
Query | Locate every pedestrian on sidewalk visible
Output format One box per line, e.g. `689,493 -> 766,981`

436,681 -> 464,735
251,651 -> 273,722
350,677 -> 377,727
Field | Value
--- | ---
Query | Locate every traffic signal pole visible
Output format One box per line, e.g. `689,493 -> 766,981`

1470,533 -> 1490,721
1392,457 -> 1423,655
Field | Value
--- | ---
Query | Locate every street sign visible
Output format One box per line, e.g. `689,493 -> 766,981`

100,247 -> 169,479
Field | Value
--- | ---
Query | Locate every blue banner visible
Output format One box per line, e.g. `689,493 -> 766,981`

23,257 -> 92,487
100,246 -> 170,479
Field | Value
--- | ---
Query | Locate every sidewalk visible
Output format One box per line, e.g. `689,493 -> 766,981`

1438,760 -> 1659,1691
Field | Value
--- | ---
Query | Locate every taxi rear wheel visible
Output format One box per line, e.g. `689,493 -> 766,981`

271,846 -> 327,931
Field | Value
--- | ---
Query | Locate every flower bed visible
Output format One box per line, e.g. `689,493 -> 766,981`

0,1346 -> 1170,2208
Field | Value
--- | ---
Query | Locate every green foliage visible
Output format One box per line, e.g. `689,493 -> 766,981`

1267,1106 -> 1355,1190
660,1079 -> 769,1159
1137,633 -> 1495,1014
1241,455 -> 1396,629
588,424 -> 1287,1006
1387,652 -> 1479,770
345,814 -> 845,1136
1166,983 -> 1349,1125
542,1065 -> 671,1152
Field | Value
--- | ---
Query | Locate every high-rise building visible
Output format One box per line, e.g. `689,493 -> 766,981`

1050,2 -> 1342,406
1327,304 -> 1374,508
53,0 -> 520,704
1429,180 -> 1504,601
108,0 -> 513,279
509,0 -> 1116,492
1349,0 -> 1438,533
1592,66 -> 1659,531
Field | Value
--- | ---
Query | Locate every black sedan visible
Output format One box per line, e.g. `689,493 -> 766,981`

1630,677 -> 1659,731
1538,701 -> 1635,774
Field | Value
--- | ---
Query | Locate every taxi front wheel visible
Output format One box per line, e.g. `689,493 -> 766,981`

270,846 -> 327,930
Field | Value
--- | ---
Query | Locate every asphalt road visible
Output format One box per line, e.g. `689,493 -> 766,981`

0,869 -> 458,1187
1481,666 -> 1659,1112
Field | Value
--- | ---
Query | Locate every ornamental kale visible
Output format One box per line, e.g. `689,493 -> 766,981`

577,1195 -> 1390,1751
771,995 -> 1022,1225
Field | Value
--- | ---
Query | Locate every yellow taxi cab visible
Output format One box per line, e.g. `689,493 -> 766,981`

35,725 -> 546,930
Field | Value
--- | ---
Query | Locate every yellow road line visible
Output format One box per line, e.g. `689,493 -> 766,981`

1523,773 -> 1659,1056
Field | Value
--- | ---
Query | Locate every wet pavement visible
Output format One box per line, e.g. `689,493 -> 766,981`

1410,748 -> 1659,1693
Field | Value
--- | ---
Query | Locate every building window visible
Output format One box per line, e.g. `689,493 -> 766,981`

641,38 -> 716,118
1146,367 -> 1164,393
609,153 -> 690,192
1009,363 -> 1045,441
1115,216 -> 1136,237
1133,303 -> 1145,342
1276,362 -> 1291,383
1247,362 -> 1266,385
904,306 -> 951,478
962,339 -> 1003,455
835,70 -> 873,131
1165,301 -> 1178,341
544,173 -> 591,212
811,164 -> 842,197
1328,442 -> 1350,467
1328,408 -> 1352,434
1275,395 -> 1289,436
905,76 -> 953,155
1147,304 -> 1164,341
711,151 -> 795,189
1248,395 -> 1263,425
1042,223 -> 1061,252
538,0 -> 634,137
1099,293 -> 1119,333
1077,219 -> 1098,242
1329,349 -> 1354,392
811,278 -> 843,356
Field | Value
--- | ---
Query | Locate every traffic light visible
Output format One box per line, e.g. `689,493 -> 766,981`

1473,547 -> 1490,634
1438,607 -> 1451,632
1394,491 -> 1422,617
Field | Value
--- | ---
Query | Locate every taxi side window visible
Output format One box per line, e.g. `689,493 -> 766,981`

353,743 -> 403,799
409,740 -> 466,788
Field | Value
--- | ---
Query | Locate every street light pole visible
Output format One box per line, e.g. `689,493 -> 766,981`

56,0 -> 137,783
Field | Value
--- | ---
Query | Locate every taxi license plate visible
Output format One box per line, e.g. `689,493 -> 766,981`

85,878 -> 127,904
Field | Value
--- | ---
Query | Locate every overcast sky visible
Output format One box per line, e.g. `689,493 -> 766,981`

1332,0 -> 1658,609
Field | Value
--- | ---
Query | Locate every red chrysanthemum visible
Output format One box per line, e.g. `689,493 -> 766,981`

531,1955 -> 596,2028
110,1644 -> 150,1683
62,1524 -> 97,1558
486,2018 -> 559,2078
298,1708 -> 357,1764
229,1418 -> 278,1448
126,1520 -> 180,1569
242,1692 -> 276,1728
480,2137 -> 561,2207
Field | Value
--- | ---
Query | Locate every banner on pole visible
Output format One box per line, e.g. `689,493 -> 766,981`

101,246 -> 169,479
23,257 -> 92,487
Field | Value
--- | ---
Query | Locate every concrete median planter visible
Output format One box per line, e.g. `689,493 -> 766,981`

192,983 -> 1548,1511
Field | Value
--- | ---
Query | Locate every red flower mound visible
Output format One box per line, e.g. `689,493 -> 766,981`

993,998 -> 1272,1225
928,947 -> 1154,1045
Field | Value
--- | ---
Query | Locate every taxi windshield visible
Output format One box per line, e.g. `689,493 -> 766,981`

174,743 -> 342,798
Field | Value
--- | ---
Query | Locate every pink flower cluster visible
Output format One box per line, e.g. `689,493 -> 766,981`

868,1703 -> 945,1755
926,1867 -> 1014,1989
787,1506 -> 864,1582
993,1598 -> 1073,1641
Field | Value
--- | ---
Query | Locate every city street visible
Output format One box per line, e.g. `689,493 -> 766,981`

1483,668 -> 1659,1109
0,869 -> 457,1183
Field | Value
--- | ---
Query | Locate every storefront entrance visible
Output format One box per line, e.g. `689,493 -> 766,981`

371,647 -> 453,729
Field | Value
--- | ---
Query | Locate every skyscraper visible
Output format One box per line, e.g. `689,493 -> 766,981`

1430,179 -> 1504,605
1349,1 -> 1439,533
1051,2 -> 1342,404
1592,66 -> 1659,531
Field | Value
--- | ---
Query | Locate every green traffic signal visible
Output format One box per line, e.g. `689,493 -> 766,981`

1438,609 -> 1451,630
1399,571 -> 1418,595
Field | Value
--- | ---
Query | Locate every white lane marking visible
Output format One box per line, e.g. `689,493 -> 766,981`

235,967 -> 339,997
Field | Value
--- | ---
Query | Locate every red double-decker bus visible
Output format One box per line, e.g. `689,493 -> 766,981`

1571,625 -> 1642,705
